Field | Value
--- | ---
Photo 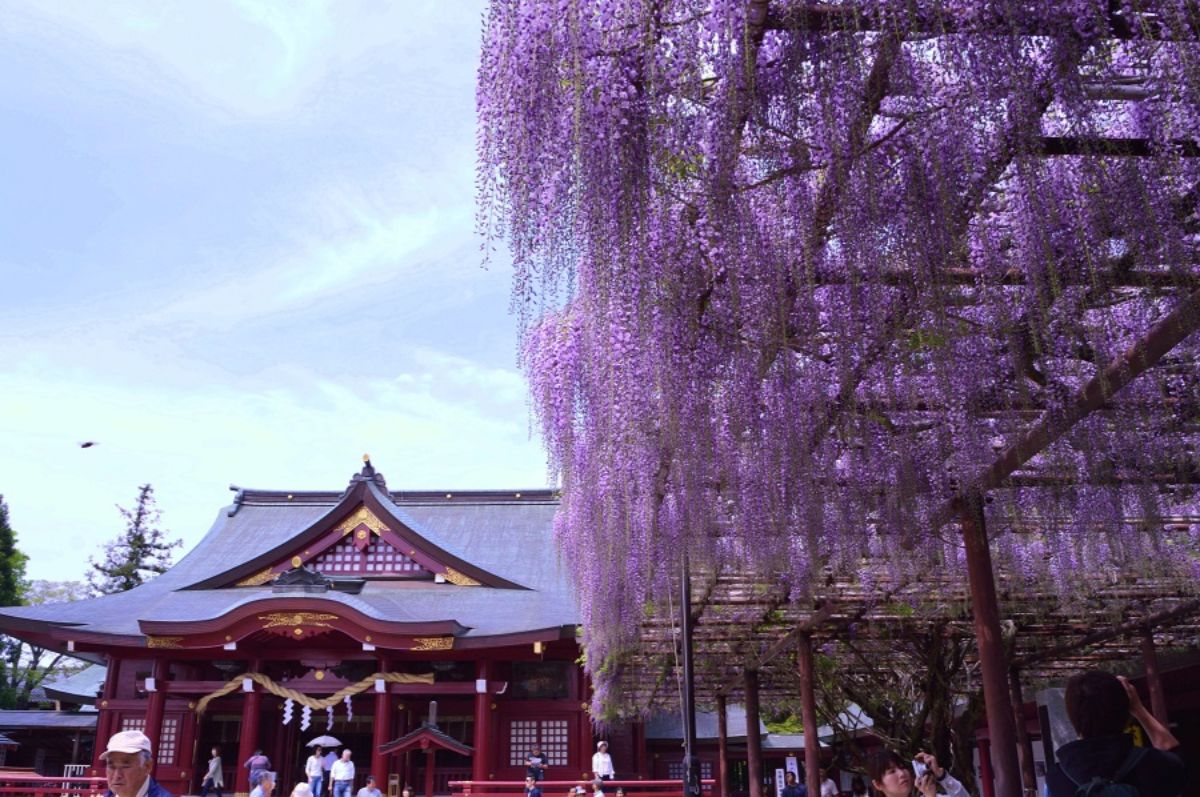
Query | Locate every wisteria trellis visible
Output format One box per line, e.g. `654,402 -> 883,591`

478,0 -> 1200,717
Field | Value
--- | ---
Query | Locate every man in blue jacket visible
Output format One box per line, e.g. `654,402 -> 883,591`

101,730 -> 173,797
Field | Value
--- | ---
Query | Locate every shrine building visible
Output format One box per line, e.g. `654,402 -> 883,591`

0,461 -> 603,797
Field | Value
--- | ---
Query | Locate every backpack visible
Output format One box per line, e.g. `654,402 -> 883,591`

1061,746 -> 1148,797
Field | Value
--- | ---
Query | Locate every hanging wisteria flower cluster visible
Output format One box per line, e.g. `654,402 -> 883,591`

479,0 -> 1200,714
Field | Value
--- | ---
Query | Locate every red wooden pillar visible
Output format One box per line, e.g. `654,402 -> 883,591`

1008,669 -> 1037,797
960,496 -> 1020,797
144,659 -> 169,775
716,695 -> 729,797
373,686 -> 393,784
577,663 -> 592,779
796,634 -> 820,797
978,738 -> 995,797
472,660 -> 491,782
1140,630 -> 1169,724
744,669 -> 763,797
423,746 -> 435,797
93,657 -> 123,773
235,665 -> 263,797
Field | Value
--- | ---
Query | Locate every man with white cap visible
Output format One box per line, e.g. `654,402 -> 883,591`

100,730 -> 173,797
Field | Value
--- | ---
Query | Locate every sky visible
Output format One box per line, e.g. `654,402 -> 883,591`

0,1 -> 553,581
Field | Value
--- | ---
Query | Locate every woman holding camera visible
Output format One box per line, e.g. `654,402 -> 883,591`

865,751 -> 964,797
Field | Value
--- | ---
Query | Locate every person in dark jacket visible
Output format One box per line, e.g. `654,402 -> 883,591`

101,730 -> 174,797
781,770 -> 807,797
1046,670 -> 1186,797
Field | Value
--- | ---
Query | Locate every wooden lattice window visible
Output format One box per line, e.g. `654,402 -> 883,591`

312,537 -> 430,577
508,719 -> 569,767
667,760 -> 713,780
119,717 -> 177,765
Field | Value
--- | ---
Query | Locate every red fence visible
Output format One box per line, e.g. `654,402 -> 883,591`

452,780 -> 714,797
0,772 -> 106,797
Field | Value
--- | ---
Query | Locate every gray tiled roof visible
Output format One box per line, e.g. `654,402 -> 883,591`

0,711 -> 97,730
0,475 -> 577,643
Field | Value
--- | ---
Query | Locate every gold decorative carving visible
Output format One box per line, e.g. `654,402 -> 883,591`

291,556 -> 302,568
147,636 -> 183,649
443,567 -> 481,587
237,568 -> 276,587
258,612 -> 339,630
334,505 -> 388,537
411,637 -> 454,652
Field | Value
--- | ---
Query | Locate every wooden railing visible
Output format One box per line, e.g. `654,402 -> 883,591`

451,779 -> 714,797
0,772 -> 106,797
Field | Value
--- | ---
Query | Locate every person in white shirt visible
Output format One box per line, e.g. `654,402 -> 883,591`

820,774 -> 838,797
591,741 -> 615,781
355,776 -> 382,797
330,750 -> 356,797
305,747 -> 325,797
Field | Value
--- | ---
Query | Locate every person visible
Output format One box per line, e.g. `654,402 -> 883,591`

100,730 -> 173,797
866,750 -> 965,797
527,747 -> 547,781
781,771 -> 807,797
331,749 -> 356,797
849,776 -> 867,797
614,789 -> 625,797
323,750 -> 337,786
401,788 -> 414,797
592,780 -> 605,797
306,747 -> 325,797
525,776 -> 543,797
249,771 -> 276,797
1045,670 -> 1186,797
355,776 -> 382,797
820,773 -> 838,797
245,750 -> 272,781
592,741 -> 615,781
352,772 -> 381,797
292,785 -> 314,797
201,746 -> 224,797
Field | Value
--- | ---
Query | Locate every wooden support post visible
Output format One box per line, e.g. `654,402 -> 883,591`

1140,630 -> 1169,724
373,689 -> 393,785
235,664 -> 263,797
744,669 -> 763,797
1008,669 -> 1037,797
472,660 -> 491,782
796,634 -> 821,797
960,496 -> 1021,797
716,695 -> 729,797
423,748 -> 435,797
93,657 -> 122,773
978,739 -> 995,797
144,659 -> 169,775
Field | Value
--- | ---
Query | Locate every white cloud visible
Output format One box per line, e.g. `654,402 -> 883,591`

0,359 -> 548,581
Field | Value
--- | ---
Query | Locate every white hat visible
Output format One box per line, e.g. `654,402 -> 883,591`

597,741 -> 608,748
100,730 -> 152,759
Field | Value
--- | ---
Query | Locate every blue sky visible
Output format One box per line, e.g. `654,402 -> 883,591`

0,1 -> 551,581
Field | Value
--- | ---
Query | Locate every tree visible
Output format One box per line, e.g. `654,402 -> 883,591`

0,498 -> 88,708
88,484 -> 182,595
478,1 -> 1200,721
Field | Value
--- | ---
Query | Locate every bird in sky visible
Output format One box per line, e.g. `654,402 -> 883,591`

78,441 -> 98,449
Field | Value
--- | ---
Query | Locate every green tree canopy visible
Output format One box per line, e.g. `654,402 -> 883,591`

88,484 -> 182,595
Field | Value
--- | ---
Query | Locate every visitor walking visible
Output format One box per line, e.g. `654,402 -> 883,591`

781,770 -> 807,797
331,750 -> 356,797
1045,670 -> 1185,797
592,742 -> 615,781
820,772 -> 838,797
245,750 -> 272,782
200,746 -> 223,797
525,776 -> 543,797
306,747 -> 325,797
